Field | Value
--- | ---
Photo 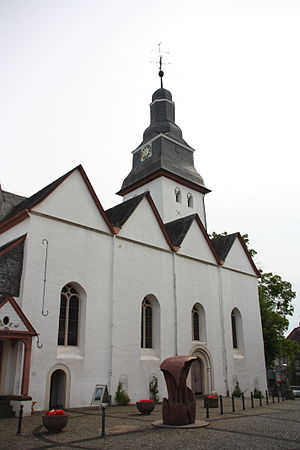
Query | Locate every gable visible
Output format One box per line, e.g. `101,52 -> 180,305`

0,296 -> 37,335
177,220 -> 218,263
223,237 -> 258,276
117,196 -> 171,250
32,169 -> 111,232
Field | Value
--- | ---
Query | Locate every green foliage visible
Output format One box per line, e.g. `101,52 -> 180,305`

259,272 -> 296,367
232,382 -> 242,397
149,375 -> 159,402
115,382 -> 130,405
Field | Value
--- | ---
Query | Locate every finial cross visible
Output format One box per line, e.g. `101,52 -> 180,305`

151,42 -> 170,89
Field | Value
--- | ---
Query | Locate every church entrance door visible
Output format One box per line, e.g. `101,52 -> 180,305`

191,358 -> 203,395
49,369 -> 66,409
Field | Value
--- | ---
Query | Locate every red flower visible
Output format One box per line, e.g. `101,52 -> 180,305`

138,399 -> 154,403
46,409 -> 65,416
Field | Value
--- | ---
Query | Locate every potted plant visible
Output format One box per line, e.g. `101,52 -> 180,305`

232,382 -> 242,397
204,394 -> 218,408
149,375 -> 159,402
115,382 -> 130,405
42,409 -> 69,433
136,399 -> 155,414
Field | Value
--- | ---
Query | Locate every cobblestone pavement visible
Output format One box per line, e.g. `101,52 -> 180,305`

1,398 -> 300,449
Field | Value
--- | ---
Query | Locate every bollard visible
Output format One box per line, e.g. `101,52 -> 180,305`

265,390 -> 269,405
231,395 -> 235,413
251,392 -> 254,408
227,390 -> 230,397
242,392 -> 245,410
101,405 -> 106,437
277,392 -> 280,402
272,392 -> 275,403
220,395 -> 224,415
205,399 -> 209,419
259,391 -> 262,406
17,404 -> 24,435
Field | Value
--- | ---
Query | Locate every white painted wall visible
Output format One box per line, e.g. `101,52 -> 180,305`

122,177 -> 207,225
1,171 -> 267,409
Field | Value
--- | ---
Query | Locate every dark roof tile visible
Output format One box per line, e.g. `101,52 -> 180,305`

165,214 -> 196,247
0,235 -> 26,296
105,193 -> 146,227
210,233 -> 239,261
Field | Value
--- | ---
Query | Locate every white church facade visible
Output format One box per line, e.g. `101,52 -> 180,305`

0,85 -> 267,411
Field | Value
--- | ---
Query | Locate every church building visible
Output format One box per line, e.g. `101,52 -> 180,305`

0,81 -> 267,411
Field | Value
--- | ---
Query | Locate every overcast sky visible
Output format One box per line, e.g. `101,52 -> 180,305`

1,0 -> 299,332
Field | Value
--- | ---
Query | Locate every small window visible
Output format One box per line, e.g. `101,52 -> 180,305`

175,188 -> 182,203
231,308 -> 244,351
187,193 -> 194,208
58,284 -> 79,346
231,312 -> 238,349
192,306 -> 200,341
141,298 -> 152,348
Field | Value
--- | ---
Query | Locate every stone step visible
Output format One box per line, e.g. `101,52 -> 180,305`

0,404 -> 15,418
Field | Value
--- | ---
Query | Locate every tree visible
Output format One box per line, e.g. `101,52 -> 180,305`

259,273 -> 295,367
210,232 -> 296,367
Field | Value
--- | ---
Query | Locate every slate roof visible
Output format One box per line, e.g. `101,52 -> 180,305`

0,235 -> 26,296
105,193 -> 146,227
287,326 -> 300,344
0,167 -> 78,225
210,233 -> 239,261
164,214 -> 196,247
0,189 -> 27,221
119,88 -> 207,195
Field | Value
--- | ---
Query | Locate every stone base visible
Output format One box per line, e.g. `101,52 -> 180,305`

152,420 -> 209,429
10,397 -> 32,417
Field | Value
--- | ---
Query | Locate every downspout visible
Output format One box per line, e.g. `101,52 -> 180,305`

218,265 -> 229,394
108,234 -> 116,397
172,252 -> 178,356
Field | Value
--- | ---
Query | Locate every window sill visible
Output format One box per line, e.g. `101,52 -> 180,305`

57,346 -> 83,360
140,348 -> 160,360
233,349 -> 245,359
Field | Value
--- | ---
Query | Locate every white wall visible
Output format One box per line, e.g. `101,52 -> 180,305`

123,177 -> 207,225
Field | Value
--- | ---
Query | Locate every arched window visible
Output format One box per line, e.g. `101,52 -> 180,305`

231,312 -> 238,349
191,303 -> 206,342
175,188 -> 182,203
141,298 -> 152,348
187,193 -> 194,208
231,308 -> 244,351
192,306 -> 200,341
58,284 -> 79,346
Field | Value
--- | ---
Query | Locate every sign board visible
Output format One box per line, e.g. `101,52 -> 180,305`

91,384 -> 109,406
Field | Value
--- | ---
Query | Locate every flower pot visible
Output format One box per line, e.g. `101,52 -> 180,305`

204,397 -> 218,408
42,414 -> 69,433
136,401 -> 155,415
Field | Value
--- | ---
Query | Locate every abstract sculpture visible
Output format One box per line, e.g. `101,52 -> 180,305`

160,355 -> 198,426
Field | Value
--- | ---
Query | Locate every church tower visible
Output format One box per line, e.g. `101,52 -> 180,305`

117,85 -> 210,227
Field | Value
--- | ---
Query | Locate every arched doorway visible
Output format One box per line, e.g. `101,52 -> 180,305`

189,346 -> 214,395
49,369 -> 66,409
191,358 -> 204,395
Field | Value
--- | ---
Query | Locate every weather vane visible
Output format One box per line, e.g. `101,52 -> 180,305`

151,42 -> 170,89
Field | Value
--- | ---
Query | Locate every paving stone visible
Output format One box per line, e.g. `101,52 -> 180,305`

0,398 -> 300,449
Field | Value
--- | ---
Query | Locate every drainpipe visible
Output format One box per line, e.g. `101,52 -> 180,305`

172,252 -> 178,356
108,234 -> 116,396
218,266 -> 229,394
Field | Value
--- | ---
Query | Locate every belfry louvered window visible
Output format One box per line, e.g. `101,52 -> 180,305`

58,284 -> 79,346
